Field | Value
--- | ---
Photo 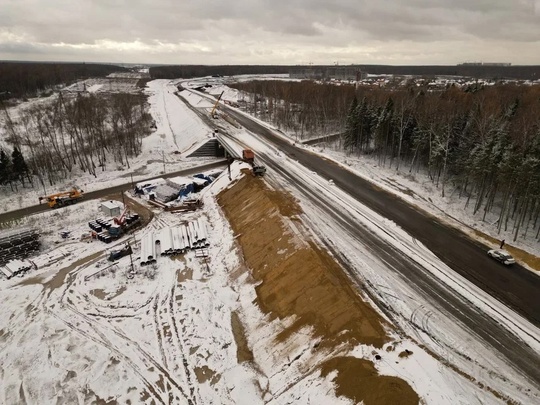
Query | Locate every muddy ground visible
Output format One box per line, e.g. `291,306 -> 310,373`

218,174 -> 419,405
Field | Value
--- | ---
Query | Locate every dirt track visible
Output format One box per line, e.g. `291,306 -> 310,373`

218,173 -> 419,405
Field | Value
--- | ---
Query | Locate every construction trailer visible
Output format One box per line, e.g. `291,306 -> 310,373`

100,201 -> 121,217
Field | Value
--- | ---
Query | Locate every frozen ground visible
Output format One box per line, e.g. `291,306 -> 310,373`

0,163 -> 356,405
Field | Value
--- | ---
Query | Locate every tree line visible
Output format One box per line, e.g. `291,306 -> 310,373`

149,65 -> 292,80
230,80 -> 540,242
229,80 -> 355,138
2,92 -> 152,192
0,62 -> 127,99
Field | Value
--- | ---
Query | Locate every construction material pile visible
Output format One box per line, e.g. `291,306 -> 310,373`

0,228 -> 40,266
0,259 -> 35,280
140,218 -> 209,266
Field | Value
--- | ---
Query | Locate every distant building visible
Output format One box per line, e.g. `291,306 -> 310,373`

289,66 -> 368,81
458,62 -> 511,67
289,68 -> 325,80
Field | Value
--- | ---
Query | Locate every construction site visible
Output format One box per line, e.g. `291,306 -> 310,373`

0,76 -> 538,405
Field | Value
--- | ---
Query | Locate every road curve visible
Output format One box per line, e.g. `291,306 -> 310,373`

0,160 -> 227,225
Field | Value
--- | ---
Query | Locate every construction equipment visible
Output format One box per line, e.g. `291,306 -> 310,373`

210,91 -> 224,118
252,166 -> 266,176
40,187 -> 83,209
108,244 -> 133,262
242,149 -> 255,164
113,206 -> 129,226
241,149 -> 266,177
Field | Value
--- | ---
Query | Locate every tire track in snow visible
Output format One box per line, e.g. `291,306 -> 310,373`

48,309 -> 166,405
168,281 -> 201,404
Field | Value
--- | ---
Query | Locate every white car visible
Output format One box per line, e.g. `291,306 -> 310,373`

487,249 -> 516,265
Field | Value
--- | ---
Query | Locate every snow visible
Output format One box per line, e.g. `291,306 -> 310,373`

0,79 -> 218,213
316,149 -> 540,259
1,76 -> 539,404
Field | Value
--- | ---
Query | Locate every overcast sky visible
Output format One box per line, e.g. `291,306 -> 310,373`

1,0 -> 540,65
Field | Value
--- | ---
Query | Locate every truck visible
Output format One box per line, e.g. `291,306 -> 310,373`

40,187 -> 84,208
242,149 -> 255,164
108,244 -> 133,262
241,149 -> 266,177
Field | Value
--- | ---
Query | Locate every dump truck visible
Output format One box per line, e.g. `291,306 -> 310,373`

241,149 -> 266,177
242,149 -> 255,164
40,187 -> 84,208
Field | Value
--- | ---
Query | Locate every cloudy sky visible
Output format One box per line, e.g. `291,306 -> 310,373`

1,0 -> 540,65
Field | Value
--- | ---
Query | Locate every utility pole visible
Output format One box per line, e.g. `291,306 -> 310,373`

128,241 -> 134,273
162,150 -> 166,174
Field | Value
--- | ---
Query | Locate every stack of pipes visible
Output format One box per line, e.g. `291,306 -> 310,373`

137,218 -> 210,265
140,232 -> 156,266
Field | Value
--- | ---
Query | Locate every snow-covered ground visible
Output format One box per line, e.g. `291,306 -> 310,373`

179,79 -> 540,403
1,76 -> 539,404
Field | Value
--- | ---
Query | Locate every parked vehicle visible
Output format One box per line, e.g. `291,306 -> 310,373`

487,249 -> 516,265
252,166 -> 266,176
108,244 -> 133,262
40,187 -> 83,208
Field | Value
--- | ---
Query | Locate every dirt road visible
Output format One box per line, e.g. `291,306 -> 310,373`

0,160 -> 227,225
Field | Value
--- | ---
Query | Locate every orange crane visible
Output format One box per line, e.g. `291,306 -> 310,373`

39,187 -> 84,208
113,206 -> 129,226
210,91 -> 224,118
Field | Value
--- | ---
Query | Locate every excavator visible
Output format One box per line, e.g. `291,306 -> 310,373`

39,187 -> 84,208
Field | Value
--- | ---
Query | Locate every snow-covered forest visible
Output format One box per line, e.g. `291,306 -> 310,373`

231,80 -> 540,242
1,92 -> 153,190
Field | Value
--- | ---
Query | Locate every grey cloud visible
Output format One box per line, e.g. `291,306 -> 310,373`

0,0 -> 539,64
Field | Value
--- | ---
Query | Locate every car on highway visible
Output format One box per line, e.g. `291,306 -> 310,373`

487,249 -> 516,265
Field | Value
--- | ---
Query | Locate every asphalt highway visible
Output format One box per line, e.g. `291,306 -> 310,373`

0,160 -> 227,225
226,107 -> 540,326
224,107 -> 540,387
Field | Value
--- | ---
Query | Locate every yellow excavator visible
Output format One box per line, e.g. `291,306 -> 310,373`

39,187 -> 84,208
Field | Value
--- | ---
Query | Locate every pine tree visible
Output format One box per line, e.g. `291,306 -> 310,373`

0,149 -> 13,187
343,96 -> 359,153
12,146 -> 30,187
